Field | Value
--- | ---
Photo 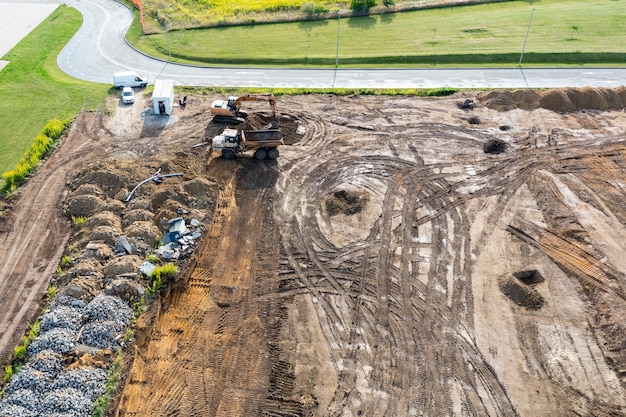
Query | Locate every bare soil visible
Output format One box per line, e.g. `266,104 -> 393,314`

1,88 -> 626,416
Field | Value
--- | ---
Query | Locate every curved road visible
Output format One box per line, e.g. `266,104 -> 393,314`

33,0 -> 626,88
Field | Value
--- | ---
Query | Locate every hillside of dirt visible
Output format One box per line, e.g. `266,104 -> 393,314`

1,88 -> 626,417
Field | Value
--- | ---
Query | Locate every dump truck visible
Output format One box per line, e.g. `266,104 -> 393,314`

210,93 -> 277,124
212,128 -> 283,160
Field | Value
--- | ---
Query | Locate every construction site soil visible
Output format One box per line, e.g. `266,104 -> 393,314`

1,88 -> 626,416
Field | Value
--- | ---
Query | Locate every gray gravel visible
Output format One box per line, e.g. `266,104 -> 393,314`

0,293 -> 134,416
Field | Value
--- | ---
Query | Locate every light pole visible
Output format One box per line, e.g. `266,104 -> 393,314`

333,11 -> 340,87
519,8 -> 535,67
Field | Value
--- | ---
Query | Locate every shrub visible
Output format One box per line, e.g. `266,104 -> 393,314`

42,118 -> 69,140
302,2 -> 329,17
147,263 -> 178,293
152,263 -> 178,281
61,255 -> 72,268
350,0 -> 377,15
1,118 -> 71,194
383,0 -> 395,6
71,215 -> 87,227
47,285 -> 57,299
2,365 -> 12,386
145,253 -> 161,264
13,344 -> 27,363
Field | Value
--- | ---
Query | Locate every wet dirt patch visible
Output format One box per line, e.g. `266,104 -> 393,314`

499,275 -> 545,309
483,138 -> 507,154
324,189 -> 370,216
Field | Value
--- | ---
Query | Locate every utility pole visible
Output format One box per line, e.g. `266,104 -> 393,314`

519,8 -> 535,67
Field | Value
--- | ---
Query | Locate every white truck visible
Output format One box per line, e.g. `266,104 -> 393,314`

212,128 -> 283,160
113,71 -> 148,88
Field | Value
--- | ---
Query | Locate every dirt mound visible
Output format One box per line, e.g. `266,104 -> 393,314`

512,89 -> 540,110
124,221 -> 161,245
85,211 -> 122,230
102,255 -> 144,279
241,113 -> 278,130
70,161 -> 151,198
481,87 -> 626,113
55,150 -> 218,308
477,91 -> 517,111
72,183 -> 104,198
616,86 -> 626,107
65,194 -> 106,218
540,88 -> 576,112
70,258 -> 104,278
180,178 -> 218,209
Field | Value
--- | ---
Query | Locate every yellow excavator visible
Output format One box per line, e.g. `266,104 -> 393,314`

210,93 -> 277,124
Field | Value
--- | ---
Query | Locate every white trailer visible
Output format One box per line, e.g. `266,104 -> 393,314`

113,71 -> 148,88
152,79 -> 175,115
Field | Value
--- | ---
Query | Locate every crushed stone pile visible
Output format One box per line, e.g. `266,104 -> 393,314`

0,295 -> 127,417
1,156 -> 219,417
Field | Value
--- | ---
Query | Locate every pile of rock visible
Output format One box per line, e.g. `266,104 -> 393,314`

0,160 -> 217,416
0,295 -> 130,416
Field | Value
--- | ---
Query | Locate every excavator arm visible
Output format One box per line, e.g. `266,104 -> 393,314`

233,93 -> 277,117
211,93 -> 277,124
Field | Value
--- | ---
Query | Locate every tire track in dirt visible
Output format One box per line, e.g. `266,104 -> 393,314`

117,158 -> 289,417
278,118 -> 520,415
0,111 -> 114,367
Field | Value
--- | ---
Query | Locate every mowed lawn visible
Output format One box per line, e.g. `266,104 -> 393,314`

131,0 -> 626,67
0,6 -> 109,175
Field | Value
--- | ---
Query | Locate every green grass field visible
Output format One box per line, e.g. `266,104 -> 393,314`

0,6 -> 110,176
2,0 -> 625,180
131,0 -> 626,67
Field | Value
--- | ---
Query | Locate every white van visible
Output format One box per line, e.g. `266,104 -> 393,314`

113,71 -> 148,88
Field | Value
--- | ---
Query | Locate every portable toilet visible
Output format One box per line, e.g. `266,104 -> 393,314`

152,79 -> 174,115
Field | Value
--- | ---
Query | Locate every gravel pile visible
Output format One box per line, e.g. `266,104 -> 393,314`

0,294 -> 132,417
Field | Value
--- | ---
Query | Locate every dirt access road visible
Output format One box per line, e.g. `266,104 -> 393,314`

1,90 -> 626,417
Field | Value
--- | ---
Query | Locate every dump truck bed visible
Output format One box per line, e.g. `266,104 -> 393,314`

242,130 -> 283,148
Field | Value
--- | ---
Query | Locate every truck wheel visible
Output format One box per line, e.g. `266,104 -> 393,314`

268,149 -> 279,160
222,150 -> 235,160
254,149 -> 267,160
141,83 -> 147,88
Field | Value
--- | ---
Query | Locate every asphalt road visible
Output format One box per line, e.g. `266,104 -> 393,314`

8,0 -> 626,88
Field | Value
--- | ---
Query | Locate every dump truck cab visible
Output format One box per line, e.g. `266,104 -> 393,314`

212,128 -> 242,159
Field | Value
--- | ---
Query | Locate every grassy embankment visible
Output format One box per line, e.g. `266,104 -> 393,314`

128,0 -> 626,68
0,6 -> 110,178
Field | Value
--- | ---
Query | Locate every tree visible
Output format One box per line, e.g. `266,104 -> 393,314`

302,2 -> 329,18
350,0 -> 377,15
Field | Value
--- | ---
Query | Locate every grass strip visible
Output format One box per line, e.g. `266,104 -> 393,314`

129,0 -> 626,67
0,5 -> 110,175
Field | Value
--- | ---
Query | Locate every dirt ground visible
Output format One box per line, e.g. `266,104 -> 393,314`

1,88 -> 626,416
